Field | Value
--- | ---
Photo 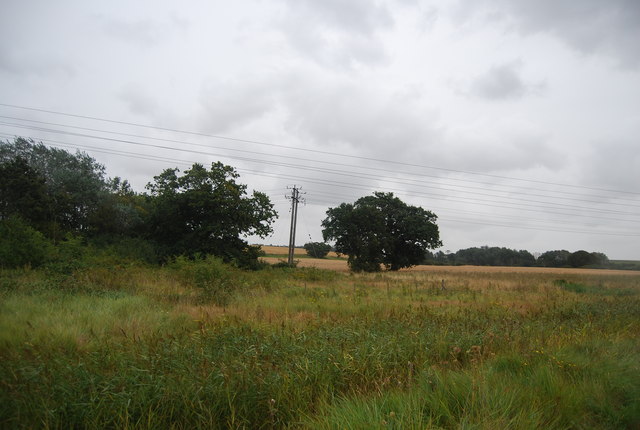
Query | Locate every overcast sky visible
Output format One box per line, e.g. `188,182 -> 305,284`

1,0 -> 639,259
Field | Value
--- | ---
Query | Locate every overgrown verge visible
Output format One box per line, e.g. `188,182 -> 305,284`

0,267 -> 638,428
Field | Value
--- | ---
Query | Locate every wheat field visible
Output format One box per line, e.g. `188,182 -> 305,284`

260,245 -> 638,275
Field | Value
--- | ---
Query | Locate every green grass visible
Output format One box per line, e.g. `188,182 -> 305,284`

308,340 -> 640,429
1,261 -> 639,428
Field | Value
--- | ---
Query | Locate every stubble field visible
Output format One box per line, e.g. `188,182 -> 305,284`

1,252 -> 639,428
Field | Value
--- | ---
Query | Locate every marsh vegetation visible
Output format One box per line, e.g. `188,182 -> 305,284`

1,254 -> 639,429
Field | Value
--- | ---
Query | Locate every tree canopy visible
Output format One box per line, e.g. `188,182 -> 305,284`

1,138 -> 110,240
431,246 -> 536,267
538,250 -> 609,268
145,162 -> 277,264
322,192 -> 441,272
537,250 -> 572,267
1,138 -> 278,268
0,156 -> 50,230
303,242 -> 332,259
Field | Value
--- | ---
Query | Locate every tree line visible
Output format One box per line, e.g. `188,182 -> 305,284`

1,138 -> 445,273
426,247 -> 609,268
1,137 -> 612,272
0,138 -> 277,269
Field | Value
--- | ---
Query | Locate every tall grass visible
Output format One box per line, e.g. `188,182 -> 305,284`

1,259 -> 639,428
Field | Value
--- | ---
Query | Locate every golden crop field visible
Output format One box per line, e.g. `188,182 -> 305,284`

261,245 -> 344,259
260,245 -> 639,276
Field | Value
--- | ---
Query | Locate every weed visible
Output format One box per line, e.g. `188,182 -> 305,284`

0,264 -> 638,428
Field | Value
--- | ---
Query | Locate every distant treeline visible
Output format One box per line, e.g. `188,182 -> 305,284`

425,246 -> 611,268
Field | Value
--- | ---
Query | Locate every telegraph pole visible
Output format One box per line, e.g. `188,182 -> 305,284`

286,185 -> 305,266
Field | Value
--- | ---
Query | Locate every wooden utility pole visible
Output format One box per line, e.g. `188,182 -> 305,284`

286,185 -> 304,266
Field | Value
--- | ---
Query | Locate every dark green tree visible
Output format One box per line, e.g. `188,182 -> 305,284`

322,192 -> 441,272
0,138 -> 110,240
537,250 -> 571,267
303,242 -> 332,259
145,162 -> 277,265
0,216 -> 52,268
568,250 -> 597,268
590,252 -> 609,267
0,156 -> 50,230
452,246 -> 535,267
88,177 -> 147,238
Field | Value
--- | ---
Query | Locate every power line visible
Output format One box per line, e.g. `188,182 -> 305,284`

439,218 -> 640,237
302,195 -> 640,237
2,102 -> 638,196
3,130 -> 639,239
2,123 -> 638,217
304,188 -> 627,228
4,131 -> 639,227
5,114 -> 639,204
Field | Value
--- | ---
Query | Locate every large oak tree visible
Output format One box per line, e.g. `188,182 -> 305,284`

145,162 -> 277,265
322,192 -> 441,272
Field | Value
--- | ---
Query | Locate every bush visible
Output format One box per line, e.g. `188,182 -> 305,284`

231,245 -> 269,270
0,216 -> 52,268
170,256 -> 241,306
303,242 -> 332,259
271,259 -> 299,268
88,236 -> 159,265
44,234 -> 88,276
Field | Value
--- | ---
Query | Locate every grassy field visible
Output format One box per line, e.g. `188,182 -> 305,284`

1,254 -> 639,429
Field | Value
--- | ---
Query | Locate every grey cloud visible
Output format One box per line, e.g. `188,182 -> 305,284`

583,139 -> 640,192
97,13 -> 187,48
280,76 -> 441,158
198,78 -> 277,134
283,0 -> 392,36
461,0 -> 640,68
440,130 -> 563,174
118,85 -> 159,117
468,61 -> 543,101
0,47 -> 75,78
279,0 -> 393,67
420,7 -> 440,31
194,69 -> 442,164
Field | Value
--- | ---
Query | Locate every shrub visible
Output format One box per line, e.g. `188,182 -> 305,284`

89,236 -> 159,265
170,256 -> 241,306
303,242 -> 332,259
0,216 -> 52,268
44,234 -> 88,275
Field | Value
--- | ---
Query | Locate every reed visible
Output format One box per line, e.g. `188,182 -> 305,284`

1,259 -> 638,428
